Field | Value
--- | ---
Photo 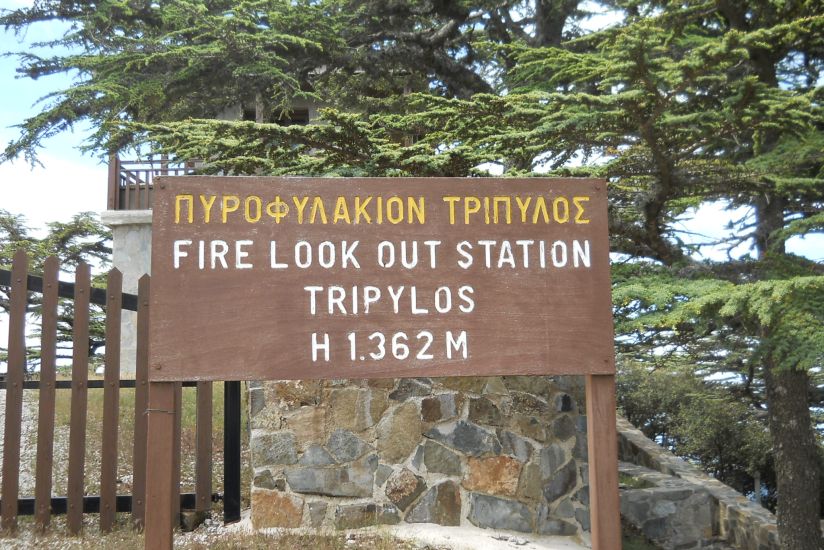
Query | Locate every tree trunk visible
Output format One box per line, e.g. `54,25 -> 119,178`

255,92 -> 265,124
754,187 -> 822,547
763,364 -> 823,550
534,0 -> 580,46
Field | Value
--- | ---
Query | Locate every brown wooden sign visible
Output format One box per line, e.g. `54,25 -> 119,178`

149,177 -> 613,381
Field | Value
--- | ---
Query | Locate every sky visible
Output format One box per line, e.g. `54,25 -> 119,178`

0,11 -> 107,234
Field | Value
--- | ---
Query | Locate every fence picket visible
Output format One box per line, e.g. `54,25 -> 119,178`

195,382 -> 213,513
1,249 -> 28,531
100,269 -> 122,532
34,256 -> 59,528
124,178 -> 131,209
107,155 -> 119,210
172,383 -> 182,523
131,275 -> 150,529
67,262 -> 91,534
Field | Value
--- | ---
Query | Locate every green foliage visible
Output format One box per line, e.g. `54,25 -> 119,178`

613,265 -> 824,371
0,210 -> 111,370
1,0 -> 338,162
0,210 -> 111,272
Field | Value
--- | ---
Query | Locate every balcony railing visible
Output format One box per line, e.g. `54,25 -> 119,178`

107,156 -> 197,211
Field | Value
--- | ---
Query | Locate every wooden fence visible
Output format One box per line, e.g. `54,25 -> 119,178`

0,250 -> 241,533
107,156 -> 197,211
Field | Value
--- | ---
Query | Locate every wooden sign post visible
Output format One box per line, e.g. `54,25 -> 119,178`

145,177 -> 620,549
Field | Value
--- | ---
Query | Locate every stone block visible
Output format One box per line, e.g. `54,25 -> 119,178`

621,480 -> 718,549
572,431 -> 588,460
370,391 -> 390,424
498,430 -> 534,463
575,485 -> 589,506
543,460 -> 578,504
389,378 -> 432,401
180,510 -> 208,532
285,406 -> 326,446
299,444 -> 336,466
266,380 -> 323,410
251,431 -> 298,466
463,456 -> 522,497
468,397 -> 504,426
422,440 -> 462,476
510,391 -> 551,416
517,462 -> 543,502
327,429 -> 371,463
334,503 -> 401,530
308,501 -> 328,527
406,481 -> 462,526
554,498 -> 575,518
421,393 -> 457,422
385,468 -> 427,511
253,468 -> 285,490
375,464 -> 394,487
509,413 -> 547,442
501,376 -> 553,399
285,465 -> 373,497
538,517 -> 578,536
575,507 -> 590,531
552,415 -> 576,441
425,420 -> 502,457
482,377 -> 509,396
376,401 -> 423,463
439,377 -> 487,393
367,378 -> 395,390
539,443 -> 568,479
325,387 -> 384,433
468,493 -> 533,533
411,444 -> 425,471
356,452 -> 379,472
249,387 -> 266,418
251,489 -> 304,528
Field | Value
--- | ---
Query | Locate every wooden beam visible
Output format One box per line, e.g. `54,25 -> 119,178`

195,382 -> 213,513
586,374 -> 622,550
1,250 -> 27,532
144,382 -> 176,550
100,269 -> 123,532
132,275 -> 151,530
107,155 -> 119,210
34,256 -> 59,529
66,262 -> 91,535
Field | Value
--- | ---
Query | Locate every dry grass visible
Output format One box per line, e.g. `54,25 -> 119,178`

2,520 -> 436,550
186,530 -> 432,550
49,376 -> 234,499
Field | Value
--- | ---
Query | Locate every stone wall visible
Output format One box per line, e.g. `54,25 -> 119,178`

620,462 -> 719,549
618,417 -> 780,549
249,375 -> 591,535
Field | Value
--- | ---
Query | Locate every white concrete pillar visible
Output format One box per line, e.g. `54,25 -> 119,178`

101,210 -> 153,374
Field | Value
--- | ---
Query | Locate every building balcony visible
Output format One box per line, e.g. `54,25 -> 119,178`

107,156 -> 197,211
